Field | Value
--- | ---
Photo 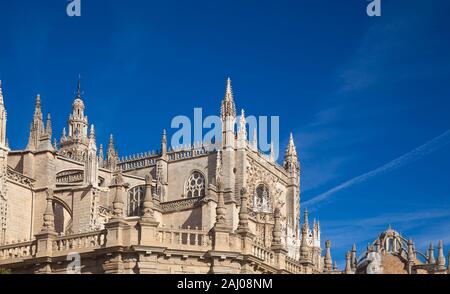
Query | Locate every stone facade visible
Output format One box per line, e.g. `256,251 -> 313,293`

0,79 -> 448,274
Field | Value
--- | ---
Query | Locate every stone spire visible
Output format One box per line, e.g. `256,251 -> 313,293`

161,129 -> 167,156
351,243 -> 357,269
41,188 -> 55,232
252,127 -> 258,150
26,94 -> 45,150
107,134 -> 118,170
141,174 -> 155,221
46,113 -> 52,137
237,187 -> 250,233
284,132 -> 299,173
270,142 -> 275,162
345,251 -> 353,274
0,80 -> 6,147
98,144 -> 104,167
428,242 -> 436,264
303,208 -> 309,229
324,240 -> 333,271
237,109 -> 247,148
437,240 -> 446,268
220,77 -> 236,120
300,208 -> 310,261
84,124 -> 98,187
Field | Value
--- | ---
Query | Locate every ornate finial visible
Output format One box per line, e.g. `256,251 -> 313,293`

214,188 -> 227,228
225,77 -> 233,101
428,242 -> 436,264
407,238 -> 415,262
77,75 -> 81,98
221,77 -> 236,119
238,109 -> 247,143
141,173 -> 155,220
111,173 -> 125,218
351,243 -> 357,269
284,132 -> 299,172
252,128 -> 258,150
303,208 -> 309,229
325,240 -> 333,271
41,188 -> 55,232
237,187 -> 250,233
0,80 -> 3,101
272,207 -> 282,247
89,124 -> 95,139
46,113 -> 52,137
35,94 -> 41,109
161,129 -> 167,155
345,251 -> 353,274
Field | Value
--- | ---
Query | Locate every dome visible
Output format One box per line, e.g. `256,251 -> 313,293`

72,97 -> 85,109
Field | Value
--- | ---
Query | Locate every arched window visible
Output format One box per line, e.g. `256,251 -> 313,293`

127,186 -> 145,216
254,184 -> 272,213
185,171 -> 205,198
386,237 -> 394,253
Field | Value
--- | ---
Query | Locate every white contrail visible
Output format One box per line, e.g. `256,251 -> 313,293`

303,130 -> 450,207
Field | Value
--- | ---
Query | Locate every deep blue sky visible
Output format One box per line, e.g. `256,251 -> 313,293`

1,0 -> 449,267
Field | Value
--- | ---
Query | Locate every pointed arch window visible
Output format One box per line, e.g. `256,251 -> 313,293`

184,171 -> 205,198
254,184 -> 272,213
127,186 -> 145,216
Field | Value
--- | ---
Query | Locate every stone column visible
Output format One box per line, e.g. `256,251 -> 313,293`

34,188 -> 58,274
138,174 -> 159,246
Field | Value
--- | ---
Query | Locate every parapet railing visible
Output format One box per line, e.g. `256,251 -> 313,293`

156,226 -> 212,250
252,242 -> 275,265
285,256 -> 302,273
52,230 -> 107,254
0,240 -> 37,262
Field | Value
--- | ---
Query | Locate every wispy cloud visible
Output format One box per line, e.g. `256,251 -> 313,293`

303,130 -> 450,208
